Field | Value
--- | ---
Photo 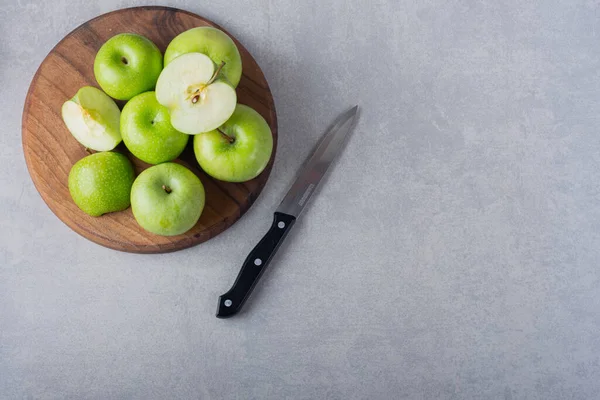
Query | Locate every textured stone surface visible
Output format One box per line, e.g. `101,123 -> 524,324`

2,1 -> 600,399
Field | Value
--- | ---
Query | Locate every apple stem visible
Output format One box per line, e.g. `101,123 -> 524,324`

162,185 -> 172,194
188,62 -> 226,104
217,128 -> 235,144
84,147 -> 92,155
207,61 -> 226,85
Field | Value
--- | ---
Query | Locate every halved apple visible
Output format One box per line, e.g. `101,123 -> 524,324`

155,52 -> 236,135
61,86 -> 122,151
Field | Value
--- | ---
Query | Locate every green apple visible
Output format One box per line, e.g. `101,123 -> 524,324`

61,86 -> 122,151
68,152 -> 135,217
193,104 -> 273,182
131,163 -> 205,236
94,33 -> 163,100
164,26 -> 242,87
120,92 -> 189,164
156,52 -> 236,135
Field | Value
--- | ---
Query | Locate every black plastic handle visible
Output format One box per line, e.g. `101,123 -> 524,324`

217,212 -> 296,318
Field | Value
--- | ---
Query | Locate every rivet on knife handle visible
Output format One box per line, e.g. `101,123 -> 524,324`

216,212 -> 296,318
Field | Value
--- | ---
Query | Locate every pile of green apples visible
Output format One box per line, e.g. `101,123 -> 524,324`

62,27 -> 273,236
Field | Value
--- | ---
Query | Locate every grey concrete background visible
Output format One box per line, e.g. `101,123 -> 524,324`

2,0 -> 600,399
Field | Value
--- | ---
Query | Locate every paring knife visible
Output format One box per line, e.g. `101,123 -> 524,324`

216,106 -> 359,318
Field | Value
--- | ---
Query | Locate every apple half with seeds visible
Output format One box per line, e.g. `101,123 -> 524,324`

61,86 -> 122,151
155,52 -> 236,135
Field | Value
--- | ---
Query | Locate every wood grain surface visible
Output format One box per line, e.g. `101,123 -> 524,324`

22,6 -> 277,254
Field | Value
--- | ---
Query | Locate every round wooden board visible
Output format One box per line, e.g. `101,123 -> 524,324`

22,6 -> 277,254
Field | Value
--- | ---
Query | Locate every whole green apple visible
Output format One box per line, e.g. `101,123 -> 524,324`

131,163 -> 205,236
193,104 -> 273,182
68,152 -> 135,217
62,86 -> 121,151
94,33 -> 163,100
164,27 -> 242,87
120,91 -> 189,164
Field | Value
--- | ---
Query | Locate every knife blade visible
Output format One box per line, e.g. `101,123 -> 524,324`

216,105 -> 359,318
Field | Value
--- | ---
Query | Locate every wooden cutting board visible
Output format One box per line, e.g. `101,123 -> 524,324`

22,6 -> 277,254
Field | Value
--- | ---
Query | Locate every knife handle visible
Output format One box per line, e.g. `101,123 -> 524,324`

217,212 -> 296,318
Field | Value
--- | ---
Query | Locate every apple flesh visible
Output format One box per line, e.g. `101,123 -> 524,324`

61,86 -> 122,151
193,104 -> 273,182
130,163 -> 205,236
156,52 -> 236,135
164,27 -> 242,87
94,33 -> 163,100
68,152 -> 135,217
120,91 -> 189,165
